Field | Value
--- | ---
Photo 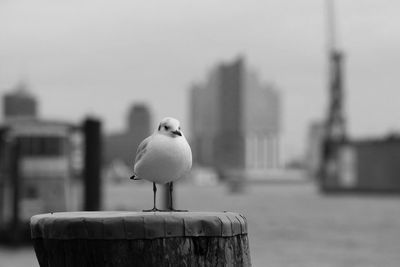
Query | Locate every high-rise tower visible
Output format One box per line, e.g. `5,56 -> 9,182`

190,57 -> 281,174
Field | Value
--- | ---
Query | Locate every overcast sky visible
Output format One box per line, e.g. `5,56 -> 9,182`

0,0 -> 399,162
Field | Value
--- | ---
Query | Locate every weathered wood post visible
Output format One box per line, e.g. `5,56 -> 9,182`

83,118 -> 102,211
11,140 -> 21,241
31,211 -> 251,266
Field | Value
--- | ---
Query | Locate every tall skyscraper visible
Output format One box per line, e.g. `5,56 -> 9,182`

128,104 -> 151,137
190,57 -> 281,173
104,103 -> 152,166
3,81 -> 38,121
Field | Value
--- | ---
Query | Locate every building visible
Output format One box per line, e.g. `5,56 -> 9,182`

0,85 -> 104,242
190,57 -> 281,174
306,121 -> 326,179
104,103 -> 151,167
128,104 -> 151,144
319,136 -> 400,193
0,84 -> 82,234
3,81 -> 38,121
0,116 -> 85,245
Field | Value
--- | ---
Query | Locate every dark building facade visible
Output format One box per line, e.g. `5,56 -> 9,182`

128,104 -> 151,141
320,137 -> 400,193
215,59 -> 245,170
104,103 -> 151,166
190,57 -> 281,173
3,82 -> 38,121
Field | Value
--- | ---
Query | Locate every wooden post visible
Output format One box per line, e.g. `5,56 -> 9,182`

83,118 -> 102,211
11,140 -> 21,242
31,211 -> 251,266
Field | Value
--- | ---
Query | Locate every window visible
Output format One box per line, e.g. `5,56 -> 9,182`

17,136 -> 65,156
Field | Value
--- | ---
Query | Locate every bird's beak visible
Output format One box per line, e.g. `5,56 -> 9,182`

172,130 -> 182,136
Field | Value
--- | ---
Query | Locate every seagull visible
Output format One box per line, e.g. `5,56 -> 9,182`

130,117 -> 192,211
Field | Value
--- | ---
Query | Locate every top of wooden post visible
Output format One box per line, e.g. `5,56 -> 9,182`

31,211 -> 248,240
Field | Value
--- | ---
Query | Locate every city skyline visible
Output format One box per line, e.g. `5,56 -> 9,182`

1,0 -> 399,162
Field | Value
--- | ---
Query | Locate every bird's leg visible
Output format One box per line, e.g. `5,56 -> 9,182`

153,182 -> 157,209
169,182 -> 173,210
168,182 -> 187,212
143,182 -> 162,212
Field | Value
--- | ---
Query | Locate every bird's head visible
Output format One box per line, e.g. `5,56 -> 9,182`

157,117 -> 183,138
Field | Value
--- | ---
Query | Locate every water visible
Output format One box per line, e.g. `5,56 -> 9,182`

2,181 -> 400,266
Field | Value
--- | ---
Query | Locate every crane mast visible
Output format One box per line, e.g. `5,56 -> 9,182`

320,0 -> 347,188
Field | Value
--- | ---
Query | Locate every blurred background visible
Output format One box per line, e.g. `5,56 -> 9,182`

1,0 -> 400,266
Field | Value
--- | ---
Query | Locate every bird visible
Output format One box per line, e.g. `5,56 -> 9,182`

130,117 -> 192,212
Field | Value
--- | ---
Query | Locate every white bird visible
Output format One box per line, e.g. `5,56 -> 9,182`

130,117 -> 192,211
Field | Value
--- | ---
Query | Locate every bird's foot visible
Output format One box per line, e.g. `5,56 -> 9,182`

142,208 -> 164,212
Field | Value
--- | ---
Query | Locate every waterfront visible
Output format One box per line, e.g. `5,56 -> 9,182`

2,181 -> 400,266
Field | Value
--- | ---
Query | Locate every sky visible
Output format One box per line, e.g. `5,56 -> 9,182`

0,0 -> 399,162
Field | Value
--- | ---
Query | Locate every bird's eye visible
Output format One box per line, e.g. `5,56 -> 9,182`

164,125 -> 169,130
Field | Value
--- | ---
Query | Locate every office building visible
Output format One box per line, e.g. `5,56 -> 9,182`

190,57 -> 281,173
104,103 -> 152,166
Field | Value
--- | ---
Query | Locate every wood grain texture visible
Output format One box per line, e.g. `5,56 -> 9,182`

31,212 -> 251,266
33,235 -> 251,267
